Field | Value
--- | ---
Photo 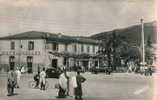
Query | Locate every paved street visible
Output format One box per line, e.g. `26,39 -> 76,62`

0,72 -> 155,100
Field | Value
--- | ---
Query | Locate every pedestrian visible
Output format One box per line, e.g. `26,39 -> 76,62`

148,67 -> 152,76
7,68 -> 17,96
40,67 -> 46,90
34,71 -> 40,88
69,74 -> 77,97
15,67 -> 21,88
74,71 -> 86,100
57,70 -> 68,98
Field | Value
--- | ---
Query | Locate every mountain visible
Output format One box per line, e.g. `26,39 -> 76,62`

91,21 -> 157,46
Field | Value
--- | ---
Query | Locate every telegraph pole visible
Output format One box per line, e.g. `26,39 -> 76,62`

140,19 -> 146,66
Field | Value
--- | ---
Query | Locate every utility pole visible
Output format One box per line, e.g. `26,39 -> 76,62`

141,18 -> 146,66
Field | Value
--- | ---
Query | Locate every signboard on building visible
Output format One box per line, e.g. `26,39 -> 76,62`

0,51 -> 40,55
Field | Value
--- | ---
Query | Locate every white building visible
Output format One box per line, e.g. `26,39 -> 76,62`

0,31 -> 101,73
150,44 -> 157,65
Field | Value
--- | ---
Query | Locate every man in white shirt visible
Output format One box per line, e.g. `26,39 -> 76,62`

40,67 -> 46,90
15,67 -> 21,88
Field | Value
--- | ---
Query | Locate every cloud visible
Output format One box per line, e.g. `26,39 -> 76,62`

14,0 -> 49,6
0,0 -> 156,36
0,0 -> 49,7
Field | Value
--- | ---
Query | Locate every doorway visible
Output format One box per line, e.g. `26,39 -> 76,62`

82,61 -> 89,70
9,56 -> 15,70
52,59 -> 58,68
27,56 -> 33,73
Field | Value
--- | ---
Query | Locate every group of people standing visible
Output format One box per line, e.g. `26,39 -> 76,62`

34,67 -> 86,100
7,66 -> 86,100
7,67 -> 21,96
58,69 -> 86,100
7,67 -> 46,96
34,67 -> 47,90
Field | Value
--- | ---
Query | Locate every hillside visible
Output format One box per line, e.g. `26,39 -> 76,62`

91,21 -> 157,46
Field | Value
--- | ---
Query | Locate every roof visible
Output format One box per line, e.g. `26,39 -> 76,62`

0,31 -> 100,45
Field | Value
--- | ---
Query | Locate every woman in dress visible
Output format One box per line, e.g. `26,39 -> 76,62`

58,70 -> 69,98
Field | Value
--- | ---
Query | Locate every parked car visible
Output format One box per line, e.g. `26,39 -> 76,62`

115,67 -> 127,73
46,67 -> 61,78
90,67 -> 112,74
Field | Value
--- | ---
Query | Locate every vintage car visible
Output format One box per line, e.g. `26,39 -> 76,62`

90,67 -> 112,74
46,67 -> 61,78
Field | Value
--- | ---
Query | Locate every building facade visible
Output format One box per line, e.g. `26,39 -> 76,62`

150,43 -> 157,66
0,31 -> 100,73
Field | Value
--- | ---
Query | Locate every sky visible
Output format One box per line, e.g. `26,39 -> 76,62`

0,0 -> 156,37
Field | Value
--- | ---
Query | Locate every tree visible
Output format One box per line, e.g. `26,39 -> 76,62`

99,30 -> 143,71
145,35 -> 154,65
101,30 -> 122,71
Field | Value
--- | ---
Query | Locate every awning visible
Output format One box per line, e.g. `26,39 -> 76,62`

48,51 -> 99,59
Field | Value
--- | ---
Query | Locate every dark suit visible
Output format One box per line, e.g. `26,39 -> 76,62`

74,74 -> 86,100
7,70 -> 17,96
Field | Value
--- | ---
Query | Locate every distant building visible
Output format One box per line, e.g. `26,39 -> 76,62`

0,31 -> 101,73
151,43 -> 157,65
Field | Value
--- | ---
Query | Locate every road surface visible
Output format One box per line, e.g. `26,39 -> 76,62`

0,72 -> 154,100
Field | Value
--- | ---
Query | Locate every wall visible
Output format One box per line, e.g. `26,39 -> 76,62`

47,42 -> 99,55
0,38 -> 100,72
0,39 -> 46,72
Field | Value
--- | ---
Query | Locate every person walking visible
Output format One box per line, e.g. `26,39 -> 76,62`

40,67 -> 46,90
34,71 -> 40,88
74,71 -> 86,100
7,68 -> 17,96
69,74 -> 77,97
15,67 -> 21,88
58,70 -> 68,98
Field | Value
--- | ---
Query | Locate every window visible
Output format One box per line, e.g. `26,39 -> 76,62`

52,43 -> 58,51
9,56 -> 15,70
87,45 -> 90,53
10,41 -> 15,50
81,44 -> 84,52
9,56 -> 15,62
64,44 -> 68,51
46,43 -> 51,49
63,58 -> 67,66
27,56 -> 33,63
92,45 -> 95,53
95,61 -> 98,66
27,56 -> 33,73
73,44 -> 77,52
28,41 -> 34,50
